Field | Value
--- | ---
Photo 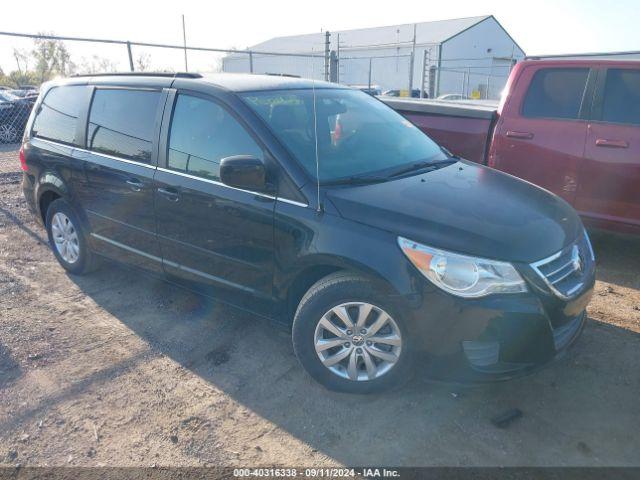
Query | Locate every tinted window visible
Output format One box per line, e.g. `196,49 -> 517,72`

32,86 -> 86,144
522,68 -> 589,120
601,69 -> 640,125
242,89 -> 446,182
168,95 -> 262,181
87,89 -> 161,163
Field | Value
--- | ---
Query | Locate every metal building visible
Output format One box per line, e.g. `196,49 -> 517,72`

223,15 -> 525,99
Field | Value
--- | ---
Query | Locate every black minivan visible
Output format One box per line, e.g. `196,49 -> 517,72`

21,72 -> 595,393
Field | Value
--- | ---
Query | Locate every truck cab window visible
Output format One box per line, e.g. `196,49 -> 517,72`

522,68 -> 589,120
601,69 -> 640,126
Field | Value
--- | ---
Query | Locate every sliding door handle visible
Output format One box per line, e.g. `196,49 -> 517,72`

157,187 -> 180,202
595,138 -> 629,149
126,179 -> 143,192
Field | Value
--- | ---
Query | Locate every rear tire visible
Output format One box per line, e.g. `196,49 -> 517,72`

45,198 -> 98,275
292,272 -> 414,394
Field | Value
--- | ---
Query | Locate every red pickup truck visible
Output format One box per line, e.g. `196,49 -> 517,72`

383,59 -> 640,235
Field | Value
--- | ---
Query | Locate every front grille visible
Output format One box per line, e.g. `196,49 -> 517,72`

531,231 -> 594,299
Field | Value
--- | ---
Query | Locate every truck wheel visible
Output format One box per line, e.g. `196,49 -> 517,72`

45,199 -> 98,275
292,272 -> 414,393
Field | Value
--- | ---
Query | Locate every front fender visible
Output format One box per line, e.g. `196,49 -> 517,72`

273,205 -> 427,303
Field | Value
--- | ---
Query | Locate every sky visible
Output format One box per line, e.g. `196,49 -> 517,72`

1,0 -> 639,73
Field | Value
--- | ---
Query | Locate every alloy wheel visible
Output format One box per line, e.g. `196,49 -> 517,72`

314,302 -> 402,381
51,212 -> 80,264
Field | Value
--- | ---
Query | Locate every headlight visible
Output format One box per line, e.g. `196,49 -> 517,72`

398,237 -> 527,298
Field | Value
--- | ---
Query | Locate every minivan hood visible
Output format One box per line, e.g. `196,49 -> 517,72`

326,162 -> 582,263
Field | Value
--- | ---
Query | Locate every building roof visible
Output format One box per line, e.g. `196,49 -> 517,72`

246,15 -> 492,54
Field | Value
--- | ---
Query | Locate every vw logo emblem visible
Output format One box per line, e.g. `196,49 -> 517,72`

571,245 -> 583,274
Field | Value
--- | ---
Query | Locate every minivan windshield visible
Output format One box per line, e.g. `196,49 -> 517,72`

241,88 -> 448,183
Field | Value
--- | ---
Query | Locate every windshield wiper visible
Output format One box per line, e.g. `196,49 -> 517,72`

322,175 -> 389,186
322,155 -> 458,186
385,158 -> 457,179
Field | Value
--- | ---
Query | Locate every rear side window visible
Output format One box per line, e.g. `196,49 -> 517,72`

167,94 -> 262,181
32,86 -> 86,145
601,69 -> 640,126
522,68 -> 589,120
87,89 -> 161,163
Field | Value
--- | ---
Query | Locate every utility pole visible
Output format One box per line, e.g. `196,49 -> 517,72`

324,31 -> 331,81
182,14 -> 188,72
336,33 -> 340,84
420,49 -> 428,98
408,23 -> 417,94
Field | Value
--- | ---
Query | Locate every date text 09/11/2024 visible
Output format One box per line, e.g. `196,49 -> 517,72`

232,468 -> 400,477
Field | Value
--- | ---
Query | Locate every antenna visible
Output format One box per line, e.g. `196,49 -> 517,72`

311,49 -> 322,213
181,14 -> 188,72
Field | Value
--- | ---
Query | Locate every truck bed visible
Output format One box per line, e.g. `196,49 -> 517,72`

381,98 -> 498,164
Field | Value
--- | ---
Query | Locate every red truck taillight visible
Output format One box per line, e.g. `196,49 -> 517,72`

19,144 -> 28,172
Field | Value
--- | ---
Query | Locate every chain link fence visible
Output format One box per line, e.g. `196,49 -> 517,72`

0,30 -> 518,145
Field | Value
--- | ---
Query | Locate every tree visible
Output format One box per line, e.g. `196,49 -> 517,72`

13,48 -> 30,75
7,70 -> 37,88
74,55 -> 118,75
31,34 -> 74,83
135,53 -> 151,72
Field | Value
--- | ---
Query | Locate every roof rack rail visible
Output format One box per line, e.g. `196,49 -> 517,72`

70,72 -> 203,79
264,73 -> 301,78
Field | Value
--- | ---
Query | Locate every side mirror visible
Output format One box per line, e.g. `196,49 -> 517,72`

219,155 -> 268,192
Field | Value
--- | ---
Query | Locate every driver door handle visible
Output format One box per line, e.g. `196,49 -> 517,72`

595,138 -> 629,149
506,130 -> 534,140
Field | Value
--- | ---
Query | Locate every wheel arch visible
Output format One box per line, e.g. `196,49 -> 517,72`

280,254 -> 408,325
36,173 -> 88,231
36,175 -> 67,225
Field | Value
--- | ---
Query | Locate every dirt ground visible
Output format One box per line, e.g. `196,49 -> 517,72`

0,144 -> 638,467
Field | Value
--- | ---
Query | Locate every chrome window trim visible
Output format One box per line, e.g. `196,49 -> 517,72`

32,138 -> 308,207
77,145 -> 156,169
32,137 -> 76,152
34,137 -> 156,169
156,167 -> 308,208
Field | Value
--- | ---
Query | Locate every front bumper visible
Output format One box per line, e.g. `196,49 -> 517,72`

404,275 -> 594,383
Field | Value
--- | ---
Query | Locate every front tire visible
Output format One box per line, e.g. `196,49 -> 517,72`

292,272 -> 414,394
45,198 -> 98,275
